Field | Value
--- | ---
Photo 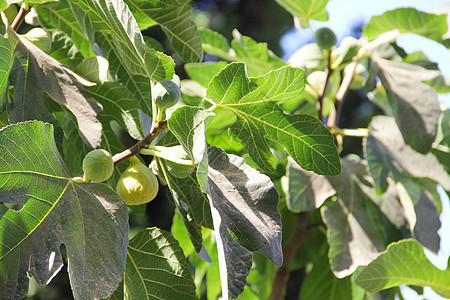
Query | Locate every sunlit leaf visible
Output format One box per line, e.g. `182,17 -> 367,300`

207,62 -> 340,175
274,0 -> 329,28
396,178 -> 441,252
0,121 -> 129,299
69,0 -> 175,81
185,61 -> 228,87
354,239 -> 450,298
125,0 -> 203,62
364,8 -> 448,47
37,0 -> 95,57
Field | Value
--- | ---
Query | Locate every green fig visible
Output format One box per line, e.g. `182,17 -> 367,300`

315,27 -> 337,50
152,80 -> 181,109
116,156 -> 159,205
164,145 -> 195,179
82,149 -> 114,182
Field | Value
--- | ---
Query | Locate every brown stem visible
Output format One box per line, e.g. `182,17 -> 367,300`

317,50 -> 333,122
327,60 -> 358,128
269,212 -> 310,300
112,120 -> 167,167
11,5 -> 30,32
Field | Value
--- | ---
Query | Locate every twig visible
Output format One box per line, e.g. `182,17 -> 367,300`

112,120 -> 167,167
317,50 -> 333,122
11,4 -> 30,32
269,212 -> 310,300
326,60 -> 357,128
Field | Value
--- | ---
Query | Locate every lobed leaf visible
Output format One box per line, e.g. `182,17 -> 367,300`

354,239 -> 450,298
206,147 -> 282,298
364,7 -> 448,47
0,121 -> 129,299
207,62 -> 341,175
125,0 -> 203,63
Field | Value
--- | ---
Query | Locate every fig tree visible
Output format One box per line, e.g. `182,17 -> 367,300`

82,149 -> 114,182
152,80 -> 181,109
315,27 -> 337,50
116,156 -> 159,205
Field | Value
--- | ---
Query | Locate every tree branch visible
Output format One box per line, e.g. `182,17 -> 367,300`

317,50 -> 333,122
112,120 -> 167,167
326,60 -> 358,128
269,212 -> 310,300
11,5 -> 30,32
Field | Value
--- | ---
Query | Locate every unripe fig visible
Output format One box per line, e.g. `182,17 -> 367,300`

152,80 -> 181,109
315,27 -> 337,50
116,156 -> 159,205
164,145 -> 195,179
82,149 -> 114,182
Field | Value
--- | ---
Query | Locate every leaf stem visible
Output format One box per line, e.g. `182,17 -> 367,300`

328,127 -> 369,137
141,147 -> 195,165
269,212 -> 310,300
112,120 -> 167,167
327,60 -> 358,128
317,50 -> 333,122
11,4 -> 30,31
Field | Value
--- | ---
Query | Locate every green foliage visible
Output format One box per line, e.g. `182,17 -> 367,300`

354,239 -> 450,298
0,121 -> 128,299
0,0 -> 449,299
364,7 -> 449,47
274,0 -> 329,28
110,227 -> 197,299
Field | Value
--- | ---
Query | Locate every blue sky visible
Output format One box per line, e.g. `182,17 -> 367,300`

281,1 -> 449,299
